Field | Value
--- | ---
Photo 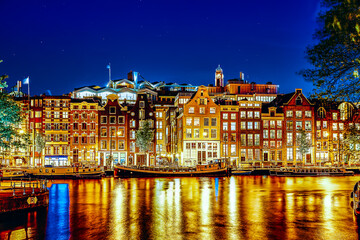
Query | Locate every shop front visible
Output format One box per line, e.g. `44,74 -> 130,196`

44,155 -> 68,166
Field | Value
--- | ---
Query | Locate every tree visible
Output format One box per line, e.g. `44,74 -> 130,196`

135,120 -> 154,153
296,129 -> 312,164
300,0 -> 360,102
342,125 -> 360,164
0,74 -> 29,156
34,132 -> 46,164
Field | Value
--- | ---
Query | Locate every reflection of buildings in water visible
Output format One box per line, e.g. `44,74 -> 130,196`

47,184 -> 70,240
0,208 -> 47,239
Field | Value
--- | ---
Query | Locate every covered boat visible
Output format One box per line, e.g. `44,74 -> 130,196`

114,162 -> 230,178
269,167 -> 354,177
26,166 -> 104,179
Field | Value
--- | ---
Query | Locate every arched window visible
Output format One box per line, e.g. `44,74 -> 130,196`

295,96 -> 302,105
339,102 -> 354,121
317,107 -> 326,118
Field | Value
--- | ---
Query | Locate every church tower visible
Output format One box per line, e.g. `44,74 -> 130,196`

215,65 -> 224,87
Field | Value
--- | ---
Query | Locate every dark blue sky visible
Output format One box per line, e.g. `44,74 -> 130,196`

1,0 -> 320,96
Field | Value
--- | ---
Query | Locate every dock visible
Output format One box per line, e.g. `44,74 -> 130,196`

0,180 -> 49,214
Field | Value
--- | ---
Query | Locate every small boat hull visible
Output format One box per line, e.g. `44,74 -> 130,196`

232,170 -> 252,176
270,167 -> 354,177
114,165 -> 230,178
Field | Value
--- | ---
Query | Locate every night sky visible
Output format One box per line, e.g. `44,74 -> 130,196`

1,0 -> 320,96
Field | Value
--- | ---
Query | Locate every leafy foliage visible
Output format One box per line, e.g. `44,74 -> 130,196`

35,132 -> 46,153
300,0 -> 360,102
342,125 -> 360,162
296,129 -> 312,159
135,120 -> 154,152
0,65 -> 29,153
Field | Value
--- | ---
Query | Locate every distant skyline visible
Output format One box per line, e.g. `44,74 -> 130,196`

1,0 -> 320,96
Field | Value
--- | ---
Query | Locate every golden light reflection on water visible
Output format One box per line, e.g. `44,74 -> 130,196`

4,176 -> 360,239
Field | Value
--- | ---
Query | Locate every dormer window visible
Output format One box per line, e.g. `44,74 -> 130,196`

296,96 -> 302,105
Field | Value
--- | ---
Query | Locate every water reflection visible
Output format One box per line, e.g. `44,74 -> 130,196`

1,176 -> 360,239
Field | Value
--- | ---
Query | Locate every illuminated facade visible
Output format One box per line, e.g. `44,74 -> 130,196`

69,98 -> 100,165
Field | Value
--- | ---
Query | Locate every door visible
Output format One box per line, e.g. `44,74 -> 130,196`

264,152 -> 268,162
136,154 -> 146,166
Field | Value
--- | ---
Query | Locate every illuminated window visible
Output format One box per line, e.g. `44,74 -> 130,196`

231,113 -> 236,120
101,116 -> 107,124
296,111 -> 302,118
194,129 -> 199,138
203,129 -> 209,138
323,121 -> 327,129
210,108 -> 216,114
231,122 -> 236,131
286,111 -> 293,118
241,134 -> 246,146
286,121 -> 293,130
305,111 -> 311,118
186,118 -> 192,126
247,134 -> 253,146
199,107 -> 205,114
263,130 -> 268,139
211,129 -> 216,138
117,127 -> 124,137
277,130 -> 282,139
54,112 -> 60,118
101,140 -> 107,150
247,122 -> 253,130
194,117 -> 200,126
186,129 -> 192,138
140,101 -> 145,108
287,132 -> 293,146
101,127 -> 107,137
254,111 -> 260,118
277,121 -> 282,128
332,123 -> 338,131
188,107 -> 194,114
296,121 -> 302,130
247,111 -> 253,118
223,122 -> 228,131
223,113 -> 228,119
263,120 -> 269,128
240,111 -> 246,119
270,130 -> 275,139
118,141 -> 125,150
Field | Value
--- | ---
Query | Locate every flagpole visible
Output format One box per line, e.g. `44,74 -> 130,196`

108,63 -> 111,82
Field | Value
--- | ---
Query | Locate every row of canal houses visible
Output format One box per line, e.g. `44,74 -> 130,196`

10,67 -> 360,167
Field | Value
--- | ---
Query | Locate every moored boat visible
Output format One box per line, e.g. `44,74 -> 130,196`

351,181 -> 360,218
0,169 -> 28,180
25,166 -> 104,179
114,163 -> 230,178
270,167 -> 354,177
231,169 -> 252,175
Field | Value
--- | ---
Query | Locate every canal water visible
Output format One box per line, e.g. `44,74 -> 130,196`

1,176 -> 360,240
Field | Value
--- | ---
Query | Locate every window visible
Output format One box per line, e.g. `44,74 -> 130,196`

90,123 -> 96,130
118,141 -> 125,150
231,122 -> 236,131
194,117 -> 200,126
286,111 -> 293,118
81,136 -> 87,144
296,121 -> 302,130
203,129 -> 209,138
254,112 -> 260,119
305,121 -> 311,131
118,116 -> 125,124
204,118 -> 209,126
35,111 -> 42,118
82,123 -> 87,130
241,134 -> 246,146
131,120 -> 136,128
287,148 -> 293,160
247,134 -> 253,146
230,133 -> 236,142
211,129 -> 217,138
263,130 -> 268,139
263,120 -> 269,128
287,132 -> 293,146
254,122 -> 260,130
89,136 -> 95,144
323,121 -> 327,129
101,127 -> 107,137
90,113 -> 96,120
140,101 -> 145,108
269,121 -> 275,128
223,113 -> 228,119
286,121 -> 293,131
156,121 -> 163,129
211,118 -> 217,126
254,134 -> 260,146
263,141 -> 269,148
186,129 -> 192,138
247,111 -> 253,118
277,130 -> 282,139
110,116 -> 116,124
81,113 -> 87,119
45,123 -> 51,130
295,96 -> 302,105
332,113 -> 338,120
277,121 -> 282,128
332,123 -> 338,131
73,123 -> 79,130
247,122 -> 253,130
305,111 -> 311,118
54,112 -> 60,118
339,123 -> 344,130
130,130 -> 135,139
231,145 -> 236,156
210,107 -> 216,114
130,142 -> 135,152
156,132 -> 163,140
194,129 -> 199,138
223,122 -> 228,131
241,122 -> 246,130
118,127 -> 125,137
101,140 -> 107,150
240,111 -> 246,118
101,116 -> 107,124
231,113 -> 236,120
199,107 -> 205,114
270,130 -> 275,139
296,111 -> 302,118
188,107 -> 194,114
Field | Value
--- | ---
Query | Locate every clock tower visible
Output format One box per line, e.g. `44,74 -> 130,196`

215,65 -> 224,87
